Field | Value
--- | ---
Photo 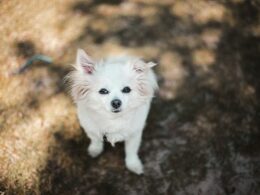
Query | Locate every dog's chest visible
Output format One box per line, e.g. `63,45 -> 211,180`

99,116 -> 130,134
102,118 -> 133,143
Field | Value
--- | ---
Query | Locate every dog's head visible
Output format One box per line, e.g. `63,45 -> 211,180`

67,49 -> 158,114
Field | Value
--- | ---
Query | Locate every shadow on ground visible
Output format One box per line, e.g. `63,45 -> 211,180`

36,1 -> 260,195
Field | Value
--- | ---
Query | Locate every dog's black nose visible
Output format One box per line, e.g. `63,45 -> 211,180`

111,99 -> 122,109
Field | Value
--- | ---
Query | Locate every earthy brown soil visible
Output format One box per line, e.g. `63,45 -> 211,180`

0,0 -> 260,195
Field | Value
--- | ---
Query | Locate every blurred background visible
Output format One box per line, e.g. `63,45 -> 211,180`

0,0 -> 260,194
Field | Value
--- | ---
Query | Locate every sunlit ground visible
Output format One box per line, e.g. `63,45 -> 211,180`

0,0 -> 260,194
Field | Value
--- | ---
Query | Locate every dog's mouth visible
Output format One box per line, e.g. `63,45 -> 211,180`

112,109 -> 121,113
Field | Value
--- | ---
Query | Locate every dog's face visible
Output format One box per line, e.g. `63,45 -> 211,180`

69,49 -> 158,114
93,69 -> 135,113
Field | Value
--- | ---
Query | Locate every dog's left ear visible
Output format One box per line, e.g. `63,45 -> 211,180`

132,60 -> 157,73
76,48 -> 95,74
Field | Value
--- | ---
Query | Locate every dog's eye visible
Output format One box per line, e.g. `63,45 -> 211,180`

99,88 -> 109,95
122,86 -> 131,93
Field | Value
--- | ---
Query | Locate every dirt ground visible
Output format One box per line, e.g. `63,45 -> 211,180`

0,0 -> 260,194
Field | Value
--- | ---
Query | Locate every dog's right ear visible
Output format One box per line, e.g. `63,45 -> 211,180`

131,60 -> 157,73
76,49 -> 95,74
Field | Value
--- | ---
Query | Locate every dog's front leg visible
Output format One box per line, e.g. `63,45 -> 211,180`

124,131 -> 144,175
87,133 -> 104,158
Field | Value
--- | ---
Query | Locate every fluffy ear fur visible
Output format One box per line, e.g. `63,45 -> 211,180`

65,70 -> 91,102
132,59 -> 157,73
65,49 -> 95,102
130,59 -> 158,97
76,49 -> 95,74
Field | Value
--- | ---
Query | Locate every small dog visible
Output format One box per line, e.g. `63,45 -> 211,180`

67,49 -> 158,174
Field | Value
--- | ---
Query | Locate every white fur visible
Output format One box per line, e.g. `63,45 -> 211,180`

67,49 -> 158,174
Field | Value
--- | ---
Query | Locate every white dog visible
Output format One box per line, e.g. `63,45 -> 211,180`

67,49 -> 158,174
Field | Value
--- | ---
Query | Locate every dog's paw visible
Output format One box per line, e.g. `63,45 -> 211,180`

126,156 -> 144,175
88,142 -> 103,158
